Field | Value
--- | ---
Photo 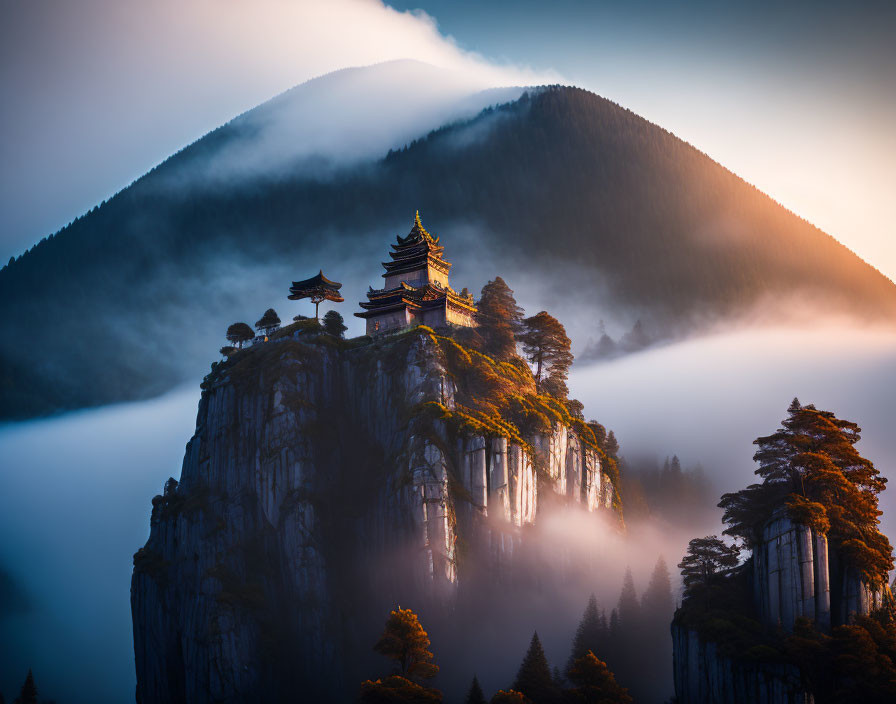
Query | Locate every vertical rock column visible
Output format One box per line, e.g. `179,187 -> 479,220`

411,436 -> 457,586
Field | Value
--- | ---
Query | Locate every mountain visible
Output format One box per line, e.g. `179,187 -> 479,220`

3,69 -> 895,419
132,323 -> 620,702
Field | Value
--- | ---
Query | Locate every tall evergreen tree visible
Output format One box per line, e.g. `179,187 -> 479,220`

678,536 -> 740,593
322,310 -> 347,338
519,311 -> 573,397
641,557 -> 673,618
465,676 -> 487,704
616,568 -> 640,630
567,594 -> 605,674
719,400 -> 892,584
474,277 -> 524,360
512,632 -> 556,704
14,670 -> 37,704
373,607 -> 439,682
640,557 -> 675,699
604,430 -> 619,459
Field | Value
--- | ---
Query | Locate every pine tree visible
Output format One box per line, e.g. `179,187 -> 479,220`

322,310 -> 347,338
604,431 -> 619,459
254,308 -> 281,336
677,536 -> 740,593
567,594 -> 604,674
519,311 -> 573,397
641,557 -> 673,620
719,400 -> 892,584
14,670 -> 37,704
616,568 -> 639,630
474,277 -> 524,360
640,557 -> 674,698
373,607 -> 439,681
226,322 -> 254,348
465,676 -> 487,704
567,652 -> 633,704
512,632 -> 556,704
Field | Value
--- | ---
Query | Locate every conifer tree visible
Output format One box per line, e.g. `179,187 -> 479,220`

641,557 -> 673,618
14,670 -> 37,704
373,607 -> 439,682
678,536 -> 740,593
567,594 -> 605,675
640,557 -> 674,696
512,632 -> 556,704
567,652 -> 633,704
254,308 -> 281,336
474,277 -> 524,360
616,568 -> 640,629
719,400 -> 892,584
225,322 -> 254,348
322,310 -> 347,338
519,311 -> 573,397
465,676 -> 487,704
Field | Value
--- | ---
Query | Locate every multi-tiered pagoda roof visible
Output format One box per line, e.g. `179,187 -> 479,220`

381,212 -> 451,281
355,212 -> 476,334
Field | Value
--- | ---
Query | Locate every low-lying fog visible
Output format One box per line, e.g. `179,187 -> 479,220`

1,325 -> 894,703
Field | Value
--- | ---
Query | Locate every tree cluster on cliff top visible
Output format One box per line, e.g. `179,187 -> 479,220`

674,401 -> 896,704
719,398 -> 892,585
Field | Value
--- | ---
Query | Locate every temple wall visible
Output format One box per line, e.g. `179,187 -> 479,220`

365,309 -> 412,335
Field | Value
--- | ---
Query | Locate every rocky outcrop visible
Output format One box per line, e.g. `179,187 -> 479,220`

673,510 -> 889,703
753,509 -> 886,632
672,624 -> 812,704
131,329 -> 619,703
752,510 -> 831,632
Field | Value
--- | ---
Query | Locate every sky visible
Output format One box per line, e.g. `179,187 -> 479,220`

1,0 -> 895,281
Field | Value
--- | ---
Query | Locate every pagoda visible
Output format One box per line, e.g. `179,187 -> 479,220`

356,212 -> 477,335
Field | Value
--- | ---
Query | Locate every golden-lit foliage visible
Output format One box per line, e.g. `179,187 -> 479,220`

373,607 -> 439,682
489,690 -> 531,704
720,400 -> 893,584
359,675 -> 442,704
567,651 -> 633,704
421,330 -> 619,489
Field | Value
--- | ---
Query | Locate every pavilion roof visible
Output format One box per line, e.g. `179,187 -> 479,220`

288,270 -> 344,301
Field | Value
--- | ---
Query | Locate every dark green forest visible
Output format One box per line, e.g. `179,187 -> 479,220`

3,86 -> 895,419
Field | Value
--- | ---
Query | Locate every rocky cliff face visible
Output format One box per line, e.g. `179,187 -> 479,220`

671,623 -> 812,704
673,510 -> 887,704
131,327 -> 619,703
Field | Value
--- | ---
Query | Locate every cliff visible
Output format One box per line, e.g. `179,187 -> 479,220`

673,512 -> 888,704
131,324 -> 619,703
671,623 -> 811,704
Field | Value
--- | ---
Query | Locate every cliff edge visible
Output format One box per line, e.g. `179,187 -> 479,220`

131,323 -> 620,703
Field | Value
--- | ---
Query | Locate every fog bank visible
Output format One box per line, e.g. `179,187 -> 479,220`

0,388 -> 200,703
571,325 -> 896,542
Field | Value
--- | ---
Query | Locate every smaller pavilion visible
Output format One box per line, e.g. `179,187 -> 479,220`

356,212 -> 476,335
288,270 -> 344,320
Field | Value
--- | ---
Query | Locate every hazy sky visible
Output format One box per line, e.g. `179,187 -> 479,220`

1,0 -> 894,281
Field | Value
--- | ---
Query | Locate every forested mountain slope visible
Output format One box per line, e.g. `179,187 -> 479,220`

3,85 -> 894,419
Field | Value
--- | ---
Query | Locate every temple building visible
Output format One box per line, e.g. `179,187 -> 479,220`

356,212 -> 477,335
